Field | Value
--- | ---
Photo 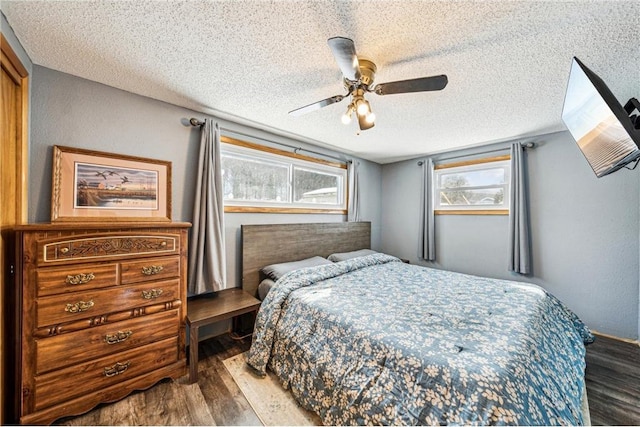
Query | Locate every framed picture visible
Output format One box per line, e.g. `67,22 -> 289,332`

51,145 -> 171,222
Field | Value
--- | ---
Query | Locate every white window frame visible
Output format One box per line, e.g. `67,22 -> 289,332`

434,156 -> 511,215
221,136 -> 348,214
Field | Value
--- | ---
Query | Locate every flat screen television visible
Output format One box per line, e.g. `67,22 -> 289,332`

561,56 -> 640,177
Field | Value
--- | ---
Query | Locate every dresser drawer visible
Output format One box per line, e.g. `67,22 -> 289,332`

36,263 -> 119,297
36,279 -> 180,328
121,256 -> 180,284
35,309 -> 180,374
34,336 -> 178,411
39,233 -> 179,265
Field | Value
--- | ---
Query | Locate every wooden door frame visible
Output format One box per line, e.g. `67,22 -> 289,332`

1,31 -> 29,425
1,32 -> 29,219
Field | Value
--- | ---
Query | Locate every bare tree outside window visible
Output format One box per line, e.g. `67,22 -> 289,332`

294,168 -> 339,204
435,159 -> 510,213
220,139 -> 347,212
222,156 -> 289,202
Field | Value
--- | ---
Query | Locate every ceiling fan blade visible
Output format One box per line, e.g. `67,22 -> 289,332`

374,75 -> 448,95
288,95 -> 345,117
327,37 -> 361,81
357,114 -> 375,131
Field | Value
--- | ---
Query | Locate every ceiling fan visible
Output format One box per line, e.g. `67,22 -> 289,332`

289,37 -> 448,131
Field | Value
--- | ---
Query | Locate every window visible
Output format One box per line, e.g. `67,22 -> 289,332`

434,156 -> 510,214
221,136 -> 347,213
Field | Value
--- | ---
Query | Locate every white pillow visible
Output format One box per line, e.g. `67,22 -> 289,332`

260,256 -> 332,281
258,278 -> 276,301
327,249 -> 377,262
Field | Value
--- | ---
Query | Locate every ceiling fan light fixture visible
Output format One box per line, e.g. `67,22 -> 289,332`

365,111 -> 376,124
356,98 -> 370,116
289,36 -> 447,132
341,106 -> 353,124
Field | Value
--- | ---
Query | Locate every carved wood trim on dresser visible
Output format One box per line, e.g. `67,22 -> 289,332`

12,222 -> 190,425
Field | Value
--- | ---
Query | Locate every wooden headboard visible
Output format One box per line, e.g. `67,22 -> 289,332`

241,222 -> 371,297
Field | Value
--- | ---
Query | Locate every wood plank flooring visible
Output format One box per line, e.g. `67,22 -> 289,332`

56,334 -> 257,426
585,334 -> 640,426
56,333 -> 639,426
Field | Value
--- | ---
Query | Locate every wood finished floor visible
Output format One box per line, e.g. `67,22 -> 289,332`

585,335 -> 640,426
56,333 -> 639,426
56,334 -> 257,426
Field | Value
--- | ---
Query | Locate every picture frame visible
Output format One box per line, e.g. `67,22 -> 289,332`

51,145 -> 172,222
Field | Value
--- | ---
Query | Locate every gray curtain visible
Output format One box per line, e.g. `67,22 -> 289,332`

419,158 -> 436,261
347,160 -> 360,222
508,143 -> 531,274
188,119 -> 226,294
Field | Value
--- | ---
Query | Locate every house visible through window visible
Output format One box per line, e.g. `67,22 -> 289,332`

434,155 -> 510,214
221,136 -> 347,213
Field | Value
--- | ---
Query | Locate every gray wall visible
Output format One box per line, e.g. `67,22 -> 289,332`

381,132 -> 640,340
28,65 -> 382,291
20,62 -> 640,340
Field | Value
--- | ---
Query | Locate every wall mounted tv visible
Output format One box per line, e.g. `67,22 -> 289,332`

561,56 -> 640,178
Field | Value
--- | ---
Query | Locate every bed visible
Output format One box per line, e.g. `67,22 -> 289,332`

242,222 -> 594,425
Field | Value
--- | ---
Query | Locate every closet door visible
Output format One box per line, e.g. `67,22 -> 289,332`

1,32 -> 29,425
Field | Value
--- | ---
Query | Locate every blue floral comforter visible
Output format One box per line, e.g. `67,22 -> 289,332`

247,254 -> 594,425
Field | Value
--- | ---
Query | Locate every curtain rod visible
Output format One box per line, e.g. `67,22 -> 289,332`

417,142 -> 535,166
189,118 -> 351,164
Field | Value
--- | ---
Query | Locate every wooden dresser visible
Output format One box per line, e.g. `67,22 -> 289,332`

13,222 -> 190,425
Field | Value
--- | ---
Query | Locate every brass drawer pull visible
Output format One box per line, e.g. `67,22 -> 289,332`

104,330 -> 133,345
103,361 -> 130,377
65,273 -> 95,285
141,289 -> 163,299
65,300 -> 94,313
141,265 -> 164,276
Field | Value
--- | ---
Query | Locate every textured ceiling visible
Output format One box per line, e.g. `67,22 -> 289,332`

2,1 -> 639,164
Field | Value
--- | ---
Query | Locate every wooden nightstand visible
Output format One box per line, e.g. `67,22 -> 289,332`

187,288 -> 261,383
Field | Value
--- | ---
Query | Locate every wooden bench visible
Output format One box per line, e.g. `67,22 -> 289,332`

186,288 -> 261,383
